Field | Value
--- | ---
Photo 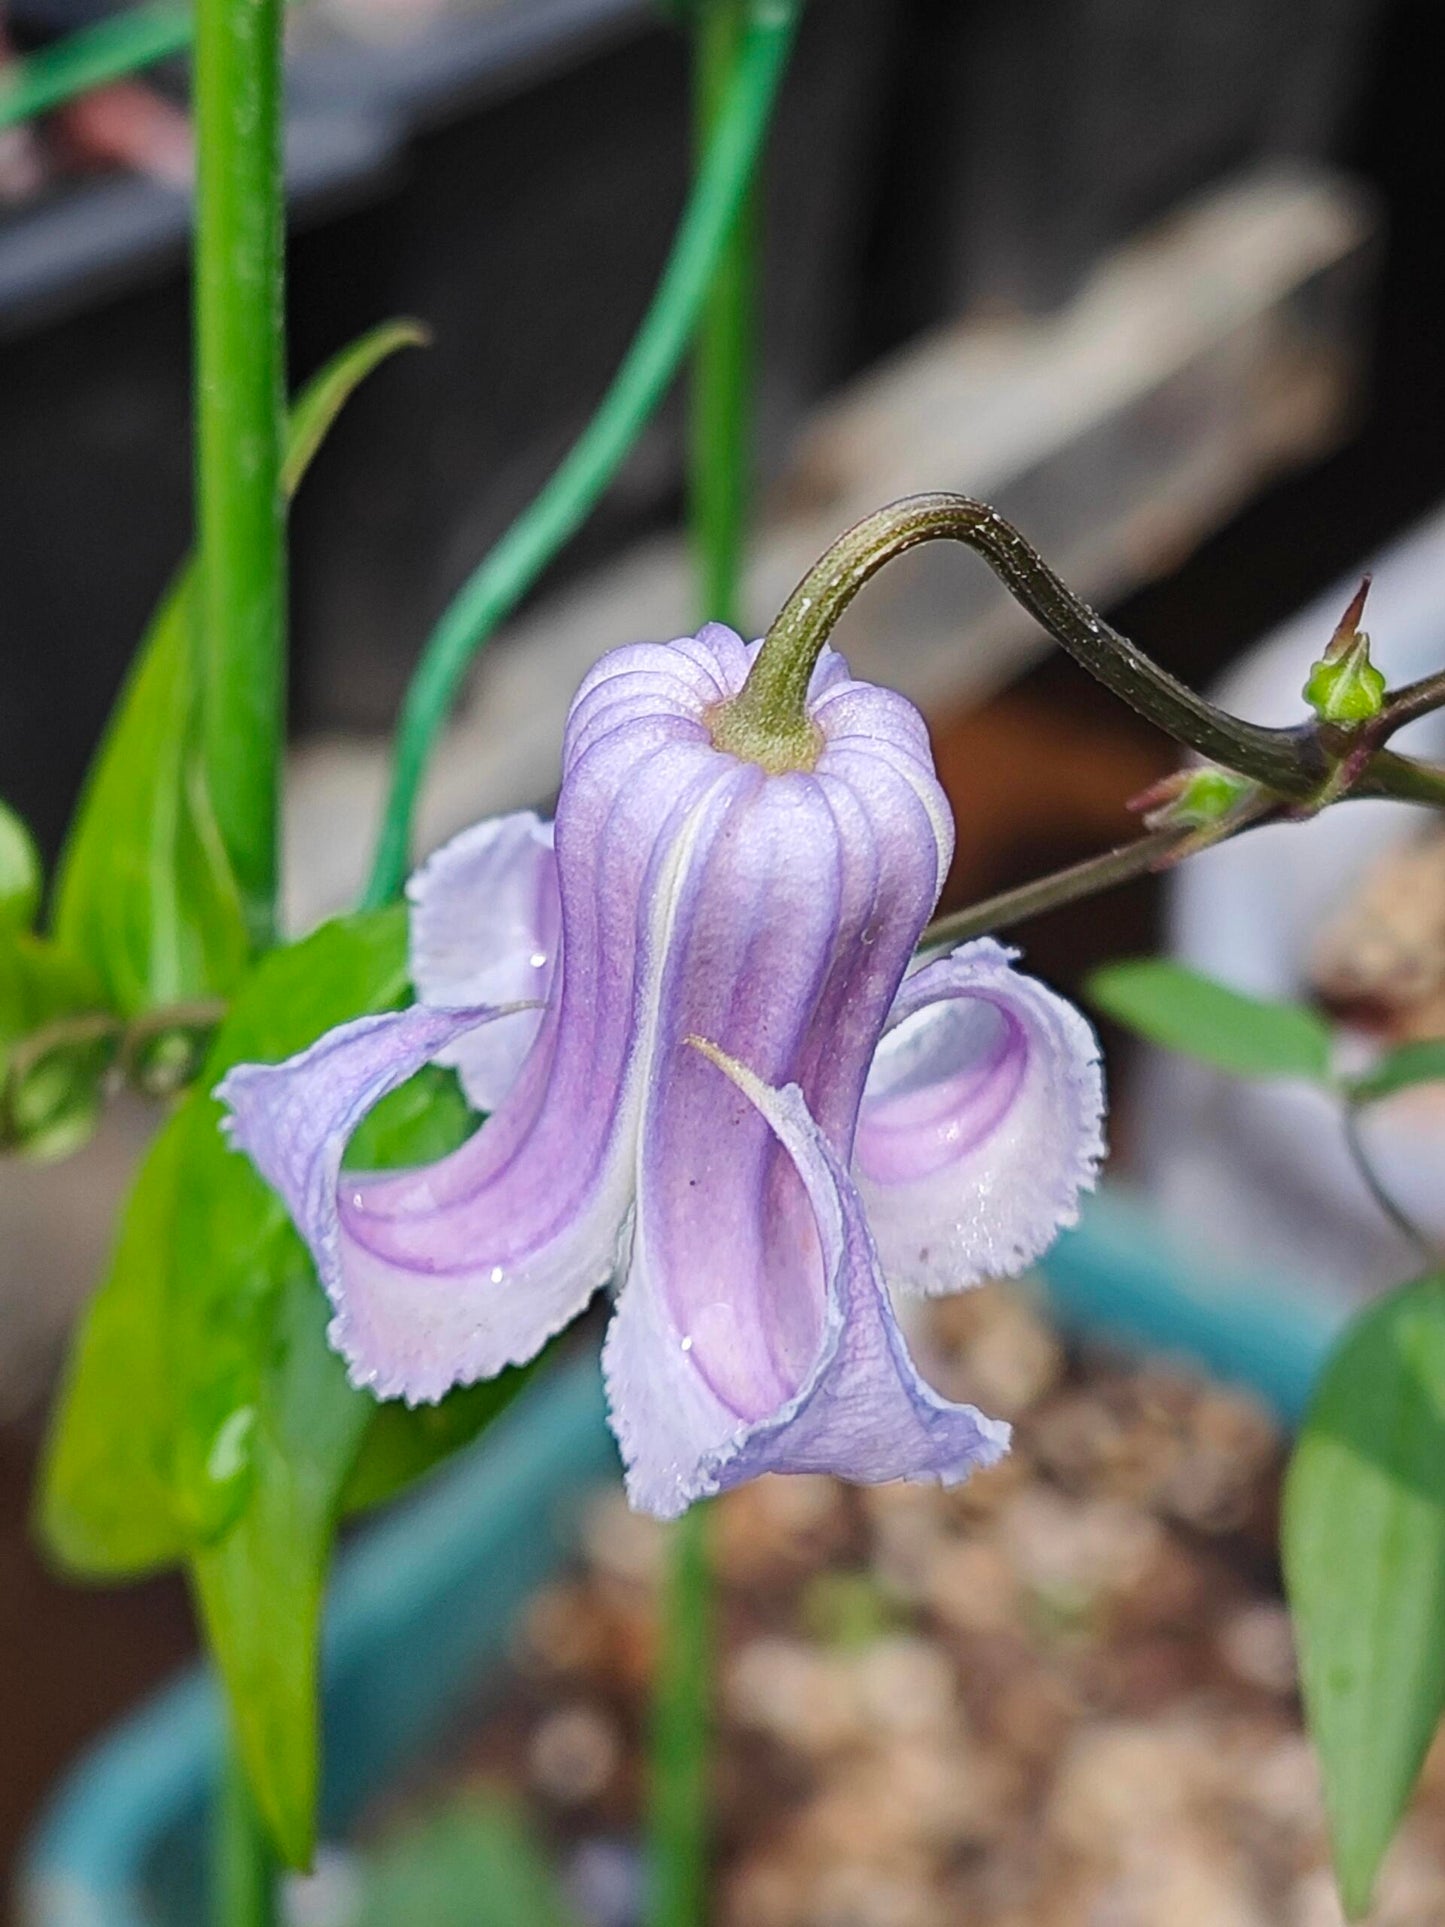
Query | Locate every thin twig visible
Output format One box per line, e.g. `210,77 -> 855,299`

919,826 -> 1191,952
1343,1104 -> 1438,1265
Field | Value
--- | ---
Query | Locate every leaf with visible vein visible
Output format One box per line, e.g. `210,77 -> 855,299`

1284,1273 -> 1445,1918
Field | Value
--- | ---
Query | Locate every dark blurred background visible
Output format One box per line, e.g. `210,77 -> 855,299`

4,0 -> 1445,1898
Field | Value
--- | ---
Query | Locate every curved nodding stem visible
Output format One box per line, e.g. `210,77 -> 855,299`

715,493 -> 1327,791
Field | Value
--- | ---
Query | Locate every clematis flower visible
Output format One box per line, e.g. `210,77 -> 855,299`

219,626 -> 1103,1518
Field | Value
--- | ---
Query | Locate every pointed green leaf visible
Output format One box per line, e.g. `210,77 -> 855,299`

42,900 -> 532,1862
52,566 -> 248,1016
1346,1039 -> 1445,1108
53,320 -> 428,1018
191,1262 -> 369,1868
1283,1273 -> 1445,1917
1087,958 -> 1333,1080
39,908 -> 408,1574
0,799 -> 41,930
38,1110 -> 191,1575
280,318 -> 427,497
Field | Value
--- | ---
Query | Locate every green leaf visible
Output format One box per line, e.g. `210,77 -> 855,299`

1346,1039 -> 1445,1108
52,320 -> 428,1019
280,318 -> 428,498
39,910 -> 406,1572
1283,1273 -> 1445,1917
42,902 -> 532,1863
191,1256 -> 370,1868
51,566 -> 248,1016
5,1013 -> 121,1162
0,799 -> 41,930
345,1060 -> 477,1171
356,1793 -> 581,1927
0,931 -> 105,1056
343,1370 -> 534,1516
1087,958 -> 1334,1081
38,1108 -> 193,1574
1,931 -> 111,1155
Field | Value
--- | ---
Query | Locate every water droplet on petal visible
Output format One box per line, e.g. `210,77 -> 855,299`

529,951 -> 548,969
490,1264 -> 505,1285
680,1335 -> 694,1353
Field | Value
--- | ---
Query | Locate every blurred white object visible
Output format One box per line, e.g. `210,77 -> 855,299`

1145,505 -> 1445,1298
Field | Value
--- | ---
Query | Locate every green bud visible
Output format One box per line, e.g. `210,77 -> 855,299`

123,1012 -> 220,1098
0,800 -> 42,932
2,1018 -> 119,1162
1135,763 -> 1254,831
1304,575 -> 1385,726
1304,636 -> 1387,726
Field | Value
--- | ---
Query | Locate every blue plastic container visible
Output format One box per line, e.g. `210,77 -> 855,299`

18,1186 -> 1350,1925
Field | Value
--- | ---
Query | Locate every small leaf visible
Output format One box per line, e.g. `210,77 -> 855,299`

1,931 -> 110,1155
53,320 -> 428,1019
1283,1273 -> 1445,1917
191,1262 -> 370,1868
1346,1039 -> 1445,1108
5,1013 -> 121,1162
0,799 -> 41,930
281,318 -> 428,497
38,1109 -> 193,1575
1087,958 -> 1334,1081
51,565 -> 249,1016
356,1792 -> 582,1927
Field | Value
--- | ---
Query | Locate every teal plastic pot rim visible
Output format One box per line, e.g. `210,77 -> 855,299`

19,1183 -> 1348,1925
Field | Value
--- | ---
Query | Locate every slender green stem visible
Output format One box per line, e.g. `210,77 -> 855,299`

716,494 -> 1326,790
647,1500 -> 714,1927
361,0 -> 800,908
194,0 -> 288,948
213,1734 -> 279,1927
0,2 -> 191,131
1343,1105 -> 1437,1263
689,0 -> 754,630
642,15 -> 756,1924
1357,749 -> 1445,808
919,826 -> 1192,952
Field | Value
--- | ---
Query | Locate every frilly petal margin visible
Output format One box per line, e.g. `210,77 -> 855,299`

217,1000 -> 609,1399
854,938 -> 1105,1295
407,812 -> 560,1112
603,1043 -> 1010,1520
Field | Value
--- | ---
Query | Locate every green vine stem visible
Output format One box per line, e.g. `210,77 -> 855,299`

714,494 -> 1445,805
647,1499 -> 715,1927
362,0 -> 801,909
213,1741 -> 279,1927
1342,1106 -> 1438,1264
920,826 -> 1194,953
194,0 -> 287,949
0,1 -> 190,131
192,0 -> 287,1898
689,0 -> 756,630
644,9 -> 758,1923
